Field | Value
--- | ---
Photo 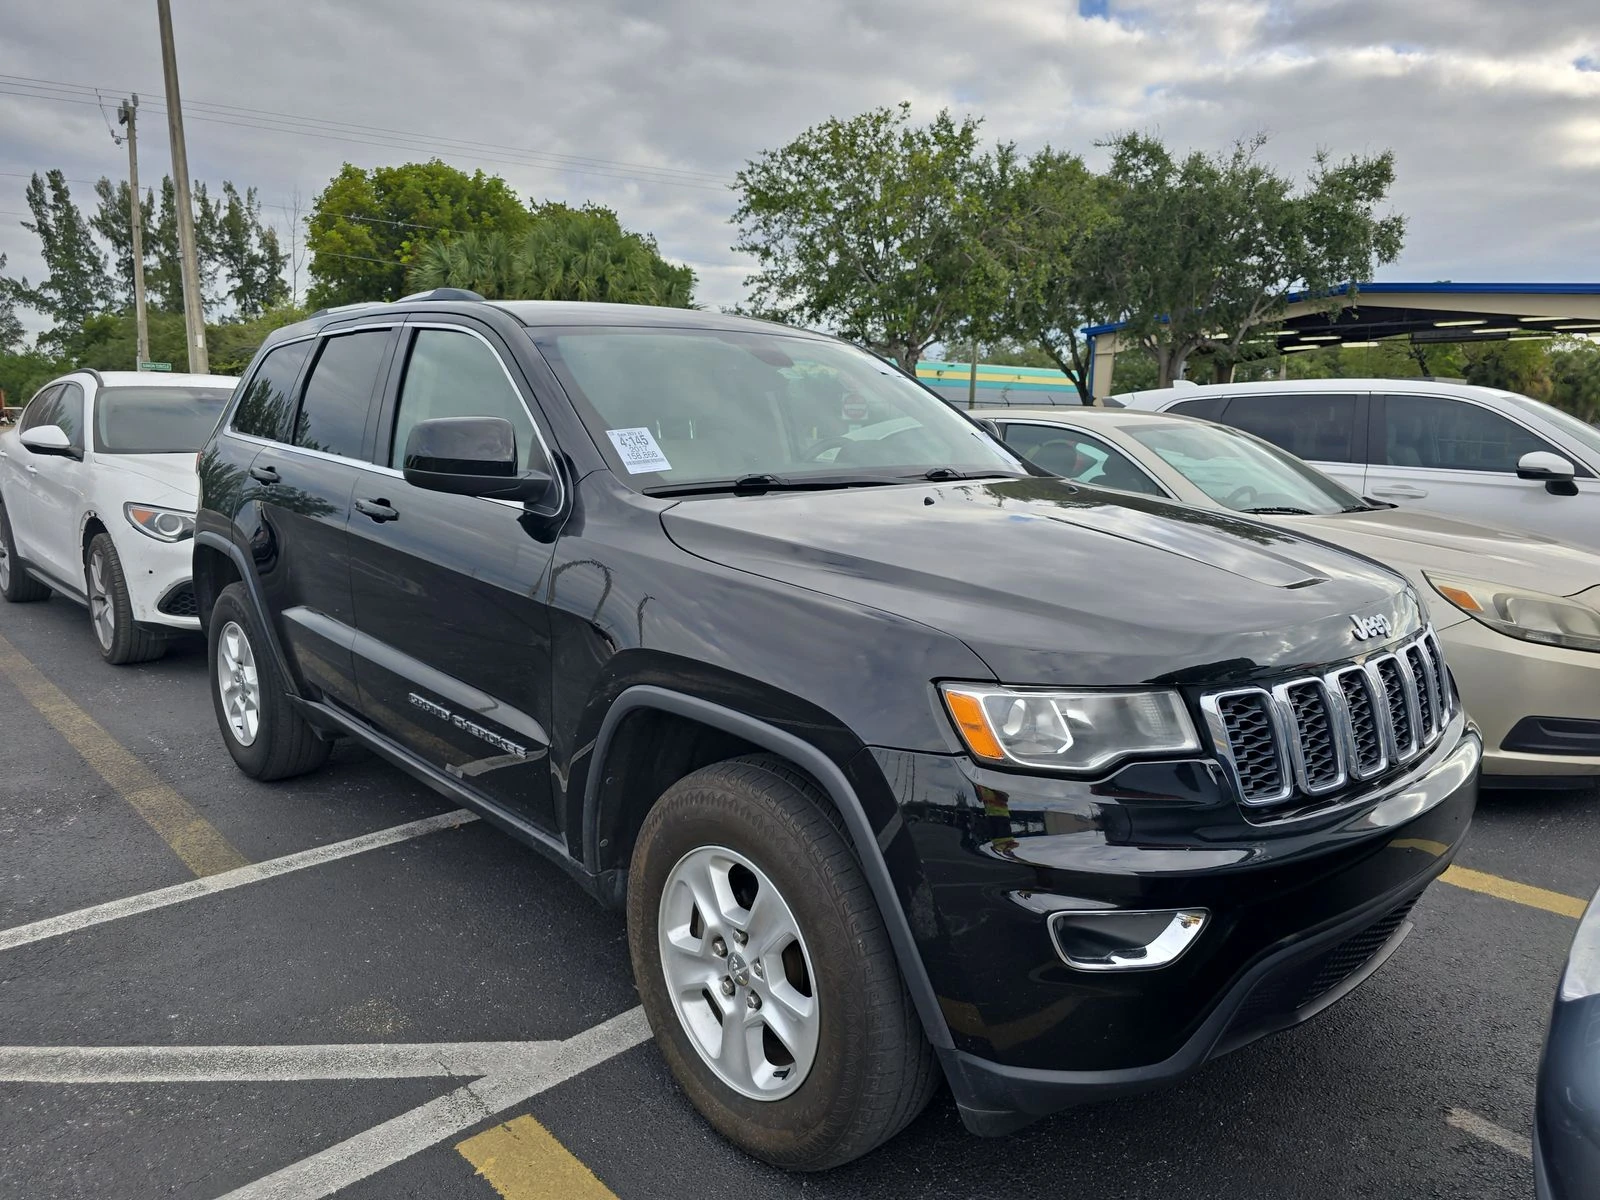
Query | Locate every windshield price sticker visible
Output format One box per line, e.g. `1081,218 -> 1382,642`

606,427 -> 673,474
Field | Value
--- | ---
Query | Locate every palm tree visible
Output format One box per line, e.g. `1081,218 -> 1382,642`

407,230 -> 517,298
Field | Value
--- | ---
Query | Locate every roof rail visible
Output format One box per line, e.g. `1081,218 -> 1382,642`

399,288 -> 486,303
306,301 -> 389,321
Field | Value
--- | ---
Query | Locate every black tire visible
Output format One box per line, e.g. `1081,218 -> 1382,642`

208,581 -> 330,780
0,501 -> 50,602
627,754 -> 938,1171
86,532 -> 166,665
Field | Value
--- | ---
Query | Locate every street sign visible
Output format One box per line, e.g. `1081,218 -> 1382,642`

137,361 -> 172,372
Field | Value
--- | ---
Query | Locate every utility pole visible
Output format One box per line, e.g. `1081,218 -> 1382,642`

116,96 -> 151,368
156,0 -> 208,374
966,333 -> 979,411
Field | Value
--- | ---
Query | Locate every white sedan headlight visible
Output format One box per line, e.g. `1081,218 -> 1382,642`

124,502 -> 195,543
941,685 -> 1200,772
1425,572 -> 1600,653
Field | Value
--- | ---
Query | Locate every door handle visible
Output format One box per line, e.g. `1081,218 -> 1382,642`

355,497 -> 399,523
25,465 -> 37,475
1370,484 -> 1427,499
249,464 -> 280,485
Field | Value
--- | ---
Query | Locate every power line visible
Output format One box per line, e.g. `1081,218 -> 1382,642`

0,75 -> 735,192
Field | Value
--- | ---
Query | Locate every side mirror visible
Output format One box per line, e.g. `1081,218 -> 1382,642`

402,416 -> 554,503
19,425 -> 76,458
1517,450 -> 1579,496
976,418 -> 1002,439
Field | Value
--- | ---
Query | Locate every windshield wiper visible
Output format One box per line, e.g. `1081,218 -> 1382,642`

917,467 -> 1023,482
642,473 -> 903,497
1241,505 -> 1316,515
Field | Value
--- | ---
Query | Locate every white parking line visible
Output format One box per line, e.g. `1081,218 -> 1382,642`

0,809 -> 479,954
1446,1108 -> 1533,1160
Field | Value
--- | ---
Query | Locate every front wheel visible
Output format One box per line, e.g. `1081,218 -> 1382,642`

208,582 -> 331,780
627,756 -> 938,1170
86,532 -> 165,664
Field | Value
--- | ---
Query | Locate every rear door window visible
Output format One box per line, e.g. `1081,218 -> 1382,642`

294,331 -> 391,460
1166,396 -> 1227,421
1221,393 -> 1360,463
233,339 -> 314,443
1380,393 -> 1563,473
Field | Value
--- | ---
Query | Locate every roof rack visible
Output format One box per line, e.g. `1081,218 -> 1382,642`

306,301 -> 389,321
398,288 -> 486,303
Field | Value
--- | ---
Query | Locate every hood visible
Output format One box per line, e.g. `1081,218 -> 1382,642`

1277,507 -> 1600,612
101,452 -> 200,506
662,478 -> 1420,688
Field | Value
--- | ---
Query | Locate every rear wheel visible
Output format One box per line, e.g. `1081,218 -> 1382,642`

86,532 -> 165,665
0,502 -> 50,602
208,582 -> 331,780
627,755 -> 938,1170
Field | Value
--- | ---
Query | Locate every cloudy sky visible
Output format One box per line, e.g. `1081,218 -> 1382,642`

2,0 -> 1598,330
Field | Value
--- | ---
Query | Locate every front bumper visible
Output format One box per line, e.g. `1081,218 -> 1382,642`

871,716 -> 1479,1134
1442,619 -> 1600,780
1534,896 -> 1600,1200
113,525 -> 200,632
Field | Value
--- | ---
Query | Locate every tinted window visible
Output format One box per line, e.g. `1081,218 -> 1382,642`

1478,392 -> 1599,472
1381,393 -> 1558,473
233,339 -> 313,442
1002,423 -> 1165,496
1168,396 -> 1226,420
19,385 -> 62,433
1222,393 -> 1358,463
389,329 -> 542,470
55,382 -> 86,451
295,332 -> 389,459
96,387 -> 233,454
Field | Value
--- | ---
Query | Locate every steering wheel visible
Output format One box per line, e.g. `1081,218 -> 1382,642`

1224,484 -> 1259,508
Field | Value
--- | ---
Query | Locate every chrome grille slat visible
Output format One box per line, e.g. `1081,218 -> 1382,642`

1203,628 -> 1450,809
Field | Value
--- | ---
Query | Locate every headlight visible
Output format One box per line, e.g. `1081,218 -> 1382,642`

1425,572 -> 1600,653
124,503 -> 195,543
940,685 -> 1200,772
1560,890 -> 1600,1001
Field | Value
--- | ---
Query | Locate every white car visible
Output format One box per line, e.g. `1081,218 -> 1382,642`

0,368 -> 237,663
994,405 -> 1600,787
1113,377 -> 1600,552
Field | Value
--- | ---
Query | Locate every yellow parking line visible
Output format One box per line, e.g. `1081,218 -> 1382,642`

0,631 -> 247,878
457,1116 -> 616,1200
1441,865 -> 1588,919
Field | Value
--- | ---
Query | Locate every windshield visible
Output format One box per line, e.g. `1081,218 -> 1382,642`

1125,420 -> 1366,515
1497,391 -> 1600,464
95,386 -> 233,454
529,327 -> 1025,489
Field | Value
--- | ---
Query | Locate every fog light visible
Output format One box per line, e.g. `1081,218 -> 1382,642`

1048,908 -> 1209,972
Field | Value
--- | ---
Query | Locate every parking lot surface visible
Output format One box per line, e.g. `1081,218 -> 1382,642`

2,593 -> 1595,1199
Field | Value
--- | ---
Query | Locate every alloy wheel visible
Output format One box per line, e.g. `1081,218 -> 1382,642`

0,528 -> 10,591
217,620 -> 262,746
88,549 -> 115,650
657,844 -> 820,1101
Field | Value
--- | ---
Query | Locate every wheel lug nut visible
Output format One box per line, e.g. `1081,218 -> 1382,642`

746,992 -> 761,1010
720,977 -> 735,997
752,960 -> 764,979
733,929 -> 747,945
711,937 -> 727,957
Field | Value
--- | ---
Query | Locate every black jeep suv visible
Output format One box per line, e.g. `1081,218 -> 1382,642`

194,293 -> 1479,1169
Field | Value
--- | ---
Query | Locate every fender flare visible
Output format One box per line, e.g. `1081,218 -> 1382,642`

191,529 -> 302,697
582,684 -> 953,1051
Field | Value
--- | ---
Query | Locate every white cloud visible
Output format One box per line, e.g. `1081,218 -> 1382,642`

1,0 -> 1597,336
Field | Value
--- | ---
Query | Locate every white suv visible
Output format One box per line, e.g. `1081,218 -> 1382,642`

0,368 -> 236,663
1115,378 -> 1600,550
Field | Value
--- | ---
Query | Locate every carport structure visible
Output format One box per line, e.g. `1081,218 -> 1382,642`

1086,282 -> 1600,400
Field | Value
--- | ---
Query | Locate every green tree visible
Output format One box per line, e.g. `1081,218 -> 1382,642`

979,338 -> 1060,369
90,177 -> 156,308
407,203 -> 695,306
214,183 -> 290,318
205,306 -> 308,374
982,147 -> 1116,402
306,161 -> 531,307
0,349 -> 63,408
733,103 -> 1000,373
1461,338 -> 1554,399
1548,337 -> 1600,422
0,256 -> 24,354
12,171 -> 111,353
1084,134 -> 1405,387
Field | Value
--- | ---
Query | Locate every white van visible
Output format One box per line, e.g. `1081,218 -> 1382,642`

1115,378 -> 1600,550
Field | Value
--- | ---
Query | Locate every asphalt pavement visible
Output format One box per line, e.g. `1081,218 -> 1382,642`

1,590 -> 1595,1199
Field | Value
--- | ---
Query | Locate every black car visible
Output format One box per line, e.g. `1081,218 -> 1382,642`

1536,887 -> 1600,1198
193,292 -> 1480,1169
